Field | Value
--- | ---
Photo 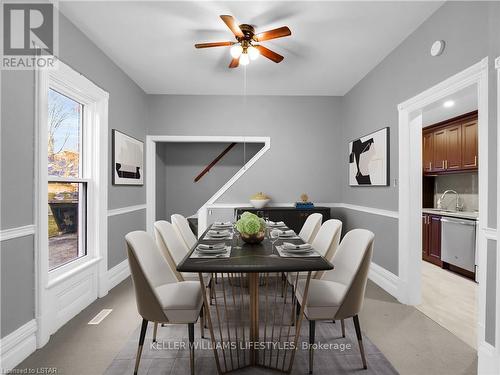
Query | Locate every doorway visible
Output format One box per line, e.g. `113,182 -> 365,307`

417,87 -> 479,349
145,136 -> 270,234
397,58 -> 489,356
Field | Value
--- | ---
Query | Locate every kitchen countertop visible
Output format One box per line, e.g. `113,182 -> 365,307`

422,208 -> 478,220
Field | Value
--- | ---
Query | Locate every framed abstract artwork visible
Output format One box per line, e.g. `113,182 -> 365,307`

348,127 -> 389,186
112,130 -> 144,185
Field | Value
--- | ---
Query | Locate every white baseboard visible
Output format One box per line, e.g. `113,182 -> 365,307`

107,259 -> 130,291
478,341 -> 500,375
0,320 -> 37,370
369,262 -> 400,299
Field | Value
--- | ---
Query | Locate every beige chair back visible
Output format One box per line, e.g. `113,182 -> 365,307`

171,214 -> 197,250
125,230 -> 176,322
311,219 -> 342,258
299,213 -> 323,244
323,229 -> 374,319
154,220 -> 187,281
312,219 -> 342,279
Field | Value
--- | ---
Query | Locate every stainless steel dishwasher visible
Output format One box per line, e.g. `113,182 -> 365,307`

441,217 -> 477,274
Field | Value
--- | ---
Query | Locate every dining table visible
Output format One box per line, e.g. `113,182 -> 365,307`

177,221 -> 333,374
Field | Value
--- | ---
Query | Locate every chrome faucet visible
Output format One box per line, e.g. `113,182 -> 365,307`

437,190 -> 463,211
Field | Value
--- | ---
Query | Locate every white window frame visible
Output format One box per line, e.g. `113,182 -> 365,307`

35,60 -> 109,346
47,86 -> 88,268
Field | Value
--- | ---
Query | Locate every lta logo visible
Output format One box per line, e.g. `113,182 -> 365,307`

2,2 -> 58,69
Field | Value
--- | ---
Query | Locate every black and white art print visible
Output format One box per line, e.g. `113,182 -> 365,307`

112,130 -> 144,185
349,127 -> 389,186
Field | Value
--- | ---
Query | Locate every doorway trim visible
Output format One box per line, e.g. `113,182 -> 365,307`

145,135 -> 270,233
397,57 -> 489,349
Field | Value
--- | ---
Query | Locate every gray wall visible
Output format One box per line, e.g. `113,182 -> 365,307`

339,1 -> 499,344
0,13 -> 148,338
340,1 -> 492,211
57,14 -> 149,271
331,208 -> 399,275
156,142 -> 262,220
148,95 -> 343,204
1,236 -> 35,337
108,209 -> 146,269
486,239 -> 497,346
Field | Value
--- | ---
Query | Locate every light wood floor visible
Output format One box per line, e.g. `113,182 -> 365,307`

416,261 -> 477,349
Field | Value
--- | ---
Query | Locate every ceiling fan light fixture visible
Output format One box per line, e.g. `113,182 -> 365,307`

247,46 -> 260,60
239,53 -> 250,66
230,44 -> 243,59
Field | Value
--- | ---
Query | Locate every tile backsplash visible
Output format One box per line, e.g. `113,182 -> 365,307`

434,172 -> 478,212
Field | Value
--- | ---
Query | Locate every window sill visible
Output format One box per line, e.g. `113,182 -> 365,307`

47,256 -> 102,289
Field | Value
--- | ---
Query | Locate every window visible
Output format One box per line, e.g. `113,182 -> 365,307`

47,89 -> 87,270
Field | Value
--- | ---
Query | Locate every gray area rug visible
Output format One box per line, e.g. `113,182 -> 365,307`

105,276 -> 398,375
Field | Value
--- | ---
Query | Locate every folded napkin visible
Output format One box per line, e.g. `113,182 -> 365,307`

213,221 -> 232,226
197,243 -> 226,250
208,229 -> 230,235
271,229 -> 295,237
282,242 -> 312,250
268,220 -> 286,226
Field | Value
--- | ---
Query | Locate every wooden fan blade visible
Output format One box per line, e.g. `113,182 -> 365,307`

195,41 -> 234,49
229,57 -> 240,68
255,26 -> 291,42
220,15 -> 244,38
254,45 -> 284,63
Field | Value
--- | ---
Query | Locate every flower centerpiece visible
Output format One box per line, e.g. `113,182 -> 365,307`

236,212 -> 266,244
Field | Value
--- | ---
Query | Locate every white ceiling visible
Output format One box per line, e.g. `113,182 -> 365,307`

422,85 -> 478,127
59,1 -> 443,96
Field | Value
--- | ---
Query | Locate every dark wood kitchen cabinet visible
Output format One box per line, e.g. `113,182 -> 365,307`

445,124 -> 462,170
462,118 -> 478,169
422,132 -> 434,172
422,111 -> 477,175
422,213 -> 443,267
432,128 -> 447,172
234,207 -> 330,233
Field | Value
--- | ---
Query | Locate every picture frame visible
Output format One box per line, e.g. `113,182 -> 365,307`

112,129 -> 144,185
348,127 -> 389,186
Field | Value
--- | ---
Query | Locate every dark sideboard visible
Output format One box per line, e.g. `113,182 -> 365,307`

234,206 -> 331,233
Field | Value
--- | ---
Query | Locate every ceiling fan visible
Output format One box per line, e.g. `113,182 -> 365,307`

194,15 -> 291,68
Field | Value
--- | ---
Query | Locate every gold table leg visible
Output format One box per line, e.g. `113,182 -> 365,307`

198,272 -> 223,374
287,271 -> 312,373
248,272 -> 259,365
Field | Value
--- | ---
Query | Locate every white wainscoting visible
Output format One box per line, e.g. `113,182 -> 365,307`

0,320 -> 37,371
478,341 -> 500,375
328,203 -> 399,219
45,261 -> 100,335
369,262 -> 400,299
0,225 -> 36,242
107,204 -> 146,217
107,259 -> 130,290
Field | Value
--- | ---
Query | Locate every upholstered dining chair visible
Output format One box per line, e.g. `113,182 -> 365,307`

295,228 -> 374,374
125,231 -> 203,375
287,219 -> 342,289
171,213 -> 197,250
154,220 -> 211,284
154,220 -> 213,327
298,213 -> 323,244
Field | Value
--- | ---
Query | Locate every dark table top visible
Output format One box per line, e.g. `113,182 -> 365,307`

177,225 -> 334,273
